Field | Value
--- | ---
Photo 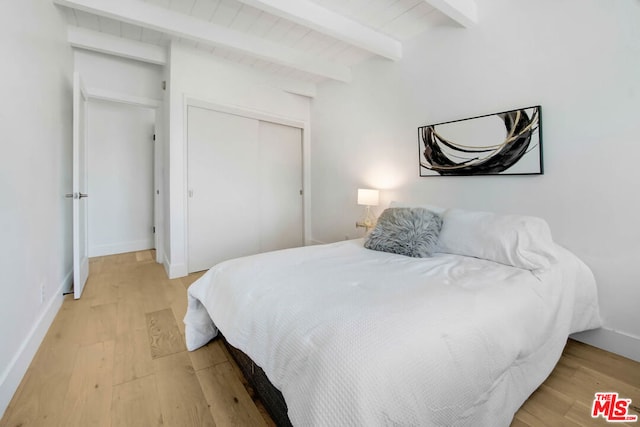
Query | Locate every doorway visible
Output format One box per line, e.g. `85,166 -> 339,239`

87,100 -> 157,258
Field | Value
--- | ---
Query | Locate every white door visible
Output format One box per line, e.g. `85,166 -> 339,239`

153,123 -> 162,264
187,106 -> 304,273
72,72 -> 89,299
258,121 -> 303,252
187,106 -> 260,273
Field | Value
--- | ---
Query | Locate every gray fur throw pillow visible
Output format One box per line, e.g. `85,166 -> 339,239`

364,207 -> 442,257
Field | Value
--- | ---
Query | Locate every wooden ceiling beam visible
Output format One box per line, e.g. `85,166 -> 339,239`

424,0 -> 478,28
234,0 -> 402,61
54,0 -> 351,82
67,26 -> 167,65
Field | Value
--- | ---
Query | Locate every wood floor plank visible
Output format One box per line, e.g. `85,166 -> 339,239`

111,375 -> 163,427
0,292 -> 97,426
254,400 -> 278,427
165,278 -> 186,305
165,279 -> 189,336
573,362 -> 640,401
89,255 -> 105,275
510,417 -> 532,427
80,302 -> 118,346
565,340 -> 640,386
218,340 -> 252,392
83,272 -> 120,307
511,408 -> 545,427
111,252 -> 138,265
196,361 -> 267,427
153,351 -> 216,427
545,361 -> 640,410
113,328 -> 155,386
45,296 -> 90,346
565,400 -> 636,427
116,298 -> 148,337
146,308 -> 185,359
172,298 -> 188,337
135,250 -> 154,263
512,341 -> 640,426
59,341 -> 115,427
123,270 -> 172,315
517,384 -> 578,426
0,341 -> 79,427
189,340 -> 228,371
215,340 -> 276,427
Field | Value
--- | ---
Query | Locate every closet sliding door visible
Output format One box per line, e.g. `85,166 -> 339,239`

187,106 -> 260,273
258,121 -> 303,252
187,106 -> 303,273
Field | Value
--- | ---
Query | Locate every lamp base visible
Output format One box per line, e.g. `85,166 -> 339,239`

356,205 -> 377,231
355,220 -> 375,231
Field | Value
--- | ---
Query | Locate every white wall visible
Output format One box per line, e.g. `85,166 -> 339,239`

164,43 -> 311,278
87,100 -> 155,256
0,1 -> 73,417
310,0 -> 640,360
74,50 -> 163,101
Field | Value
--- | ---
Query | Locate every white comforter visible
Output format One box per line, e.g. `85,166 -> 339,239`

184,239 -> 601,426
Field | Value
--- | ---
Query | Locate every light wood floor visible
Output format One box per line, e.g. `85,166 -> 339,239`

1,250 -> 639,427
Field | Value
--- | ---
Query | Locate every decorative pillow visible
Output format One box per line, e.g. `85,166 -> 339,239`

438,208 -> 557,270
389,200 -> 446,215
364,207 -> 442,258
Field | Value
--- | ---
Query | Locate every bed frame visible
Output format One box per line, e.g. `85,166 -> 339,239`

222,336 -> 293,426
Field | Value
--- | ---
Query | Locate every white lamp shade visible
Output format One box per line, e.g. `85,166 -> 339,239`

357,189 -> 379,206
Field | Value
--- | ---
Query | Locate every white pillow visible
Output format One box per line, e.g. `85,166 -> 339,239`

438,208 -> 557,270
389,200 -> 446,215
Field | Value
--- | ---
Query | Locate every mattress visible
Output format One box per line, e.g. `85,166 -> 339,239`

222,336 -> 292,427
184,239 -> 601,426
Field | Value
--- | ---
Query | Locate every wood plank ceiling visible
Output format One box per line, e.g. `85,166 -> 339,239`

54,0 -> 478,90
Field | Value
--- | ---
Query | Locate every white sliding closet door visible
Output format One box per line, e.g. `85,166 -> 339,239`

258,121 -> 303,252
187,106 -> 304,273
187,106 -> 260,273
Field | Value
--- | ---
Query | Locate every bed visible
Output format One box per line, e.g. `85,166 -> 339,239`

184,206 -> 601,426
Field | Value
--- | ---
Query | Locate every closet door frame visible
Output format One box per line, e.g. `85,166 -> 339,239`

183,96 -> 311,269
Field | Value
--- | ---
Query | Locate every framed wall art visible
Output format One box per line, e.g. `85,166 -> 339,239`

418,106 -> 543,176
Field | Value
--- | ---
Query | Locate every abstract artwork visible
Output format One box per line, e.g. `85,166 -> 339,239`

418,106 -> 543,176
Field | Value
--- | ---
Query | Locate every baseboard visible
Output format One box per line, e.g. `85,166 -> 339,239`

0,270 -> 71,418
571,327 -> 640,363
154,243 -> 164,265
89,238 -> 154,257
61,267 -> 73,294
162,252 -> 171,278
163,252 -> 188,279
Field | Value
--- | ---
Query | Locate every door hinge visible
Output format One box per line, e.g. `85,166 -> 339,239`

153,226 -> 156,233
162,80 -> 166,90
153,134 -> 156,141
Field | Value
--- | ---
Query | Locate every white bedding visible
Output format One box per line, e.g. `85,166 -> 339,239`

184,239 -> 601,426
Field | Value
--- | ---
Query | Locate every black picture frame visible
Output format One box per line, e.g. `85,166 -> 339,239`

418,106 -> 543,177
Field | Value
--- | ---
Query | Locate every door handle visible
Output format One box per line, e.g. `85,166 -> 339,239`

65,193 -> 88,199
